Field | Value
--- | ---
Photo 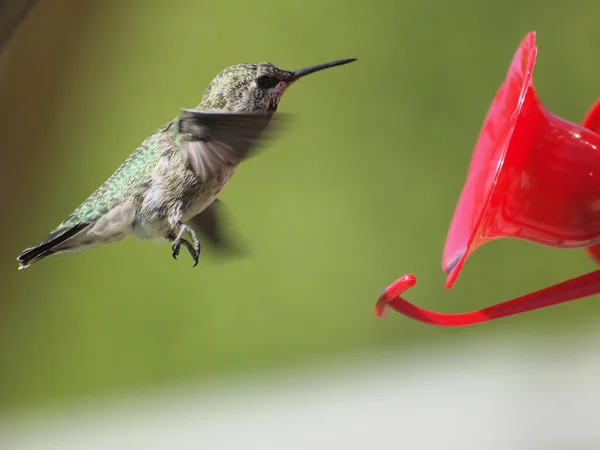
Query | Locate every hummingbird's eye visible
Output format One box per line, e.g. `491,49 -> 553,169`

255,75 -> 279,89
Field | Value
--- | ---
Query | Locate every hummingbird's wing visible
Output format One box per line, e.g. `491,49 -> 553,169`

187,199 -> 245,256
177,110 -> 281,182
0,0 -> 39,52
188,199 -> 228,249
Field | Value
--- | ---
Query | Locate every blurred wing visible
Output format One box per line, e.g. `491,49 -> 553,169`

188,199 -> 229,250
178,110 -> 284,182
187,199 -> 246,256
0,0 -> 39,52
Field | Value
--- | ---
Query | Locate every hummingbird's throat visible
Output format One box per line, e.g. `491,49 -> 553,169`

265,82 -> 290,112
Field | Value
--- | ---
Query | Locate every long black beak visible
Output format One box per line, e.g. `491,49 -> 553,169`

292,58 -> 357,79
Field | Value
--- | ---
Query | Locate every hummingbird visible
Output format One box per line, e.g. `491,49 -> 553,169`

17,58 -> 357,270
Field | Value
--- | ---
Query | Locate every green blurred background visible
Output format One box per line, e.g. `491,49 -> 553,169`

1,0 -> 600,416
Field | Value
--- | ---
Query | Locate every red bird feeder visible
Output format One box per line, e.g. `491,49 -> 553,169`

375,31 -> 600,326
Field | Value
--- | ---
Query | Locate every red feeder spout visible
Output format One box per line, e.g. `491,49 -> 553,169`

375,32 -> 600,326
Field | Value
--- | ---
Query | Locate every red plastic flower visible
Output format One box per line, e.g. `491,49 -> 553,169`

375,32 -> 600,326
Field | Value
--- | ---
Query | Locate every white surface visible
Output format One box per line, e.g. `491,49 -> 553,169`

0,334 -> 598,450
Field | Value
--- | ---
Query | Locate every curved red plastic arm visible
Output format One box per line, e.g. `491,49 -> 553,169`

374,271 -> 600,327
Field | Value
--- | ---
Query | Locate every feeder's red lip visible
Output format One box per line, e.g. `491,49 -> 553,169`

442,31 -> 538,290
581,98 -> 600,265
582,98 -> 600,133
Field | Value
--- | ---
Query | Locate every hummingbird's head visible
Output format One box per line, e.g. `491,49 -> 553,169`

199,58 -> 356,113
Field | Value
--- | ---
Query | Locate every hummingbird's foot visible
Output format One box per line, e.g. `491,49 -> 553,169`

170,224 -> 201,267
171,237 -> 191,259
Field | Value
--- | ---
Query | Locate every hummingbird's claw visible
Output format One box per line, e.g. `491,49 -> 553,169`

172,238 -> 197,263
169,224 -> 201,267
191,248 -> 199,267
171,239 -> 182,260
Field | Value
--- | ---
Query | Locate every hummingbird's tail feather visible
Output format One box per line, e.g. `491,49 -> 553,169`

17,223 -> 90,270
